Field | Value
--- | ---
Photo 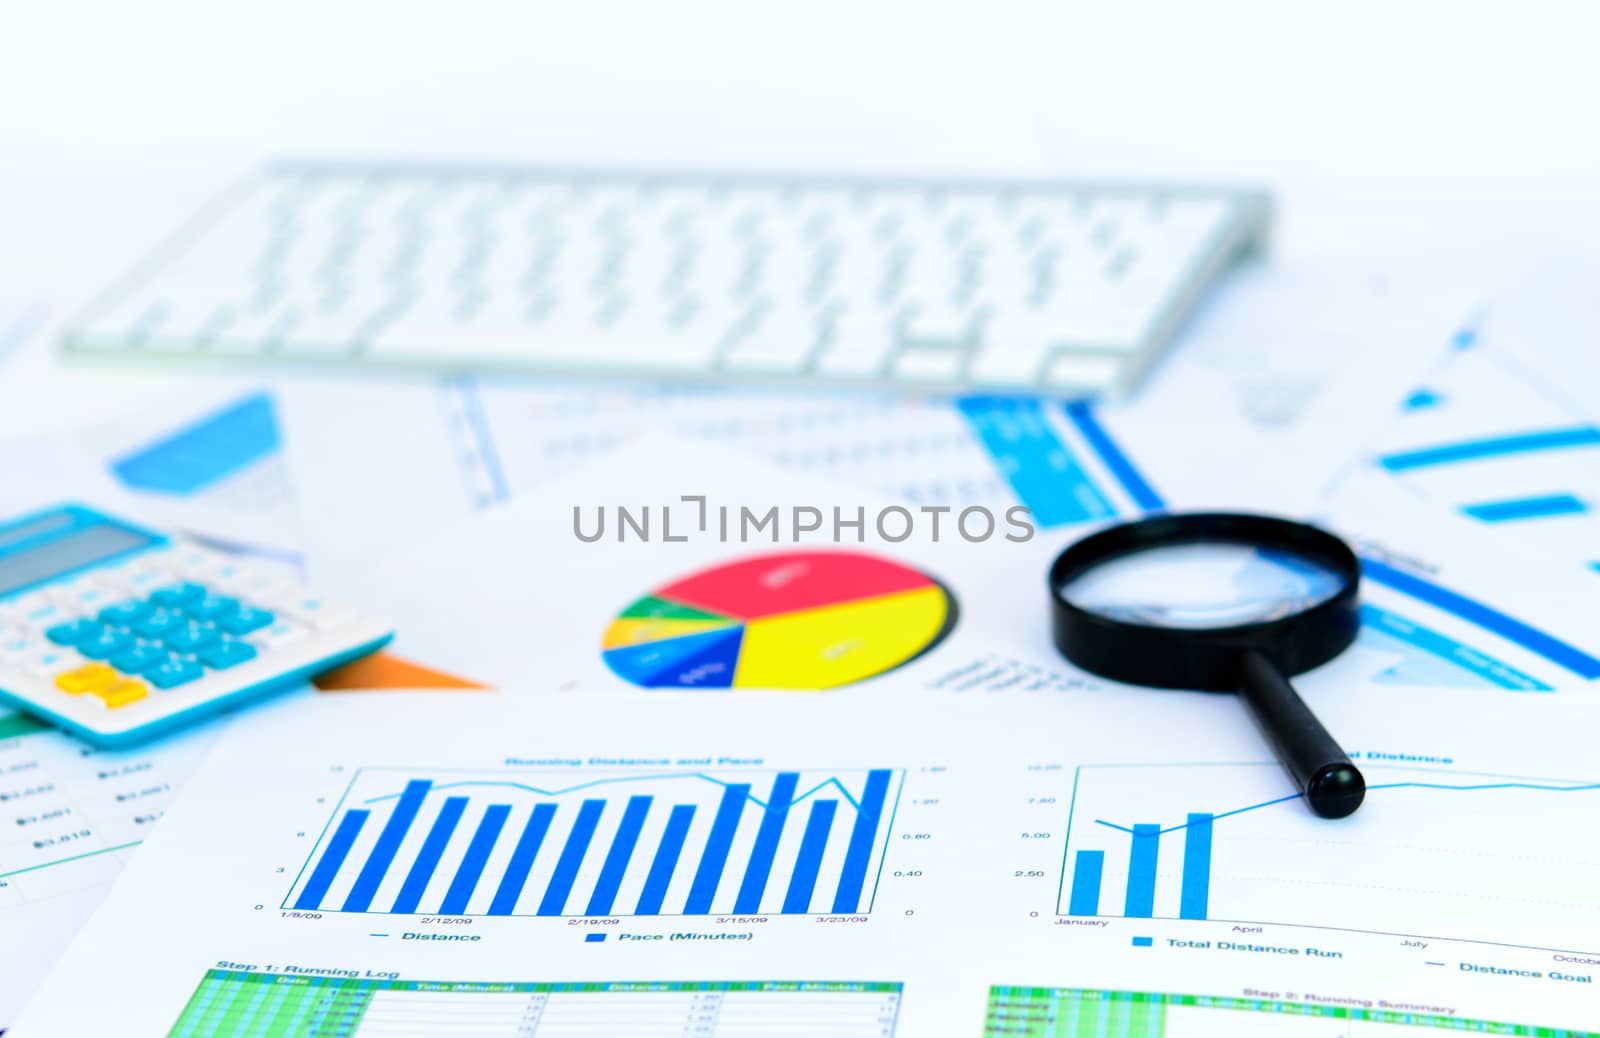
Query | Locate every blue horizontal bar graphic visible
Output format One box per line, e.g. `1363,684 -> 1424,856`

1460,493 -> 1589,523
110,392 -> 281,495
1359,557 -> 1600,680
956,396 -> 1115,526
1378,426 -> 1600,471
1062,400 -> 1167,512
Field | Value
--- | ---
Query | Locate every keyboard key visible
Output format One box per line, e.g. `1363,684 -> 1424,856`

246,620 -> 308,652
186,594 -> 240,621
148,657 -> 204,689
892,346 -> 967,383
49,576 -> 114,613
0,629 -> 34,658
265,593 -> 355,630
164,623 -> 220,653
56,663 -> 118,694
108,643 -> 170,675
21,647 -> 77,677
98,600 -> 152,626
197,639 -> 258,670
78,626 -> 134,660
220,607 -> 275,636
45,618 -> 99,646
150,582 -> 207,608
95,679 -> 149,708
133,609 -> 186,638
13,593 -> 66,627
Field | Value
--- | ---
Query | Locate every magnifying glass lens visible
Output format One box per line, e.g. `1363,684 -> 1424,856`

1049,513 -> 1367,820
1058,542 -> 1344,629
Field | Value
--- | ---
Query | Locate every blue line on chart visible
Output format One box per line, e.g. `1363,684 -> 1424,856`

1360,557 -> 1600,679
452,376 -> 511,505
1378,426 -> 1600,472
361,772 -> 878,812
1460,493 -> 1588,523
1061,401 -> 1167,512
1094,779 -> 1600,836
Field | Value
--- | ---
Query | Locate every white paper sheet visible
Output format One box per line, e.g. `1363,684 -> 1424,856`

11,683 -> 1600,1036
0,709 -> 219,1024
326,439 -> 1600,705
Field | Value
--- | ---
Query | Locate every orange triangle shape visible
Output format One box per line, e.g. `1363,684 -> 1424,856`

313,652 -> 490,691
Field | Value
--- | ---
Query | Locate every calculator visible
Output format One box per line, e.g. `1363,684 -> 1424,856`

0,505 -> 393,747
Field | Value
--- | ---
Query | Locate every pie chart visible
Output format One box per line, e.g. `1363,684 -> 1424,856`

602,550 -> 957,689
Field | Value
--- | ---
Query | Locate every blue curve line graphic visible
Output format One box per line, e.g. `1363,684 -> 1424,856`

362,772 -> 871,812
1094,780 -> 1600,836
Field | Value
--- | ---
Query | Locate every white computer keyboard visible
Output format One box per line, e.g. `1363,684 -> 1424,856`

66,164 -> 1271,395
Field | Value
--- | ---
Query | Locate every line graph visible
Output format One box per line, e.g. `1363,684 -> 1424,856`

1056,762 -> 1600,951
288,767 -> 903,918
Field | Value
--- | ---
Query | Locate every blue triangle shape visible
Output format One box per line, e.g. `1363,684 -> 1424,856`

604,626 -> 743,687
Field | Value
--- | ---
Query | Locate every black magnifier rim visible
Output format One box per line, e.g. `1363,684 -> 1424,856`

1049,513 -> 1362,692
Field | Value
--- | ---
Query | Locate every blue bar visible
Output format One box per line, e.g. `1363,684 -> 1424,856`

488,804 -> 557,915
538,800 -> 605,916
1461,493 -> 1589,523
294,809 -> 369,910
343,780 -> 432,912
684,784 -> 750,914
957,396 -> 1116,526
1179,813 -> 1213,921
782,800 -> 838,914
391,797 -> 467,914
735,773 -> 800,914
1378,426 -> 1600,471
110,392 -> 282,495
1062,400 -> 1167,512
832,769 -> 892,913
1067,850 -> 1104,916
586,796 -> 653,916
636,804 -> 695,915
1124,824 -> 1160,918
1360,557 -> 1600,679
439,804 -> 510,914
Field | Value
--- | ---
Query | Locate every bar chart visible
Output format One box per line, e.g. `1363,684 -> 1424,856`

1054,762 -> 1600,950
287,766 -> 901,918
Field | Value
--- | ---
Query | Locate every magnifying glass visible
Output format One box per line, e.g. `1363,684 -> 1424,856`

1049,513 -> 1366,819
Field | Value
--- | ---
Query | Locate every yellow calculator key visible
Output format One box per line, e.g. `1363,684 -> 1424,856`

95,679 -> 150,709
55,663 -> 118,694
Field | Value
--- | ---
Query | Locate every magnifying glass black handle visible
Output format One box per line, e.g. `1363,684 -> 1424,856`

1238,650 -> 1365,818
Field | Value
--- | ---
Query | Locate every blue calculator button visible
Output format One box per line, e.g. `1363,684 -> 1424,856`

108,644 -> 170,675
148,657 -> 204,689
164,623 -> 220,653
220,607 -> 274,636
98,600 -> 152,626
133,609 -> 186,638
197,639 -> 258,670
186,594 -> 240,621
150,583 -> 208,608
45,619 -> 98,646
78,626 -> 134,660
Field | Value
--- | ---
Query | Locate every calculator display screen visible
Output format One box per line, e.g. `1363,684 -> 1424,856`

0,523 -> 157,598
